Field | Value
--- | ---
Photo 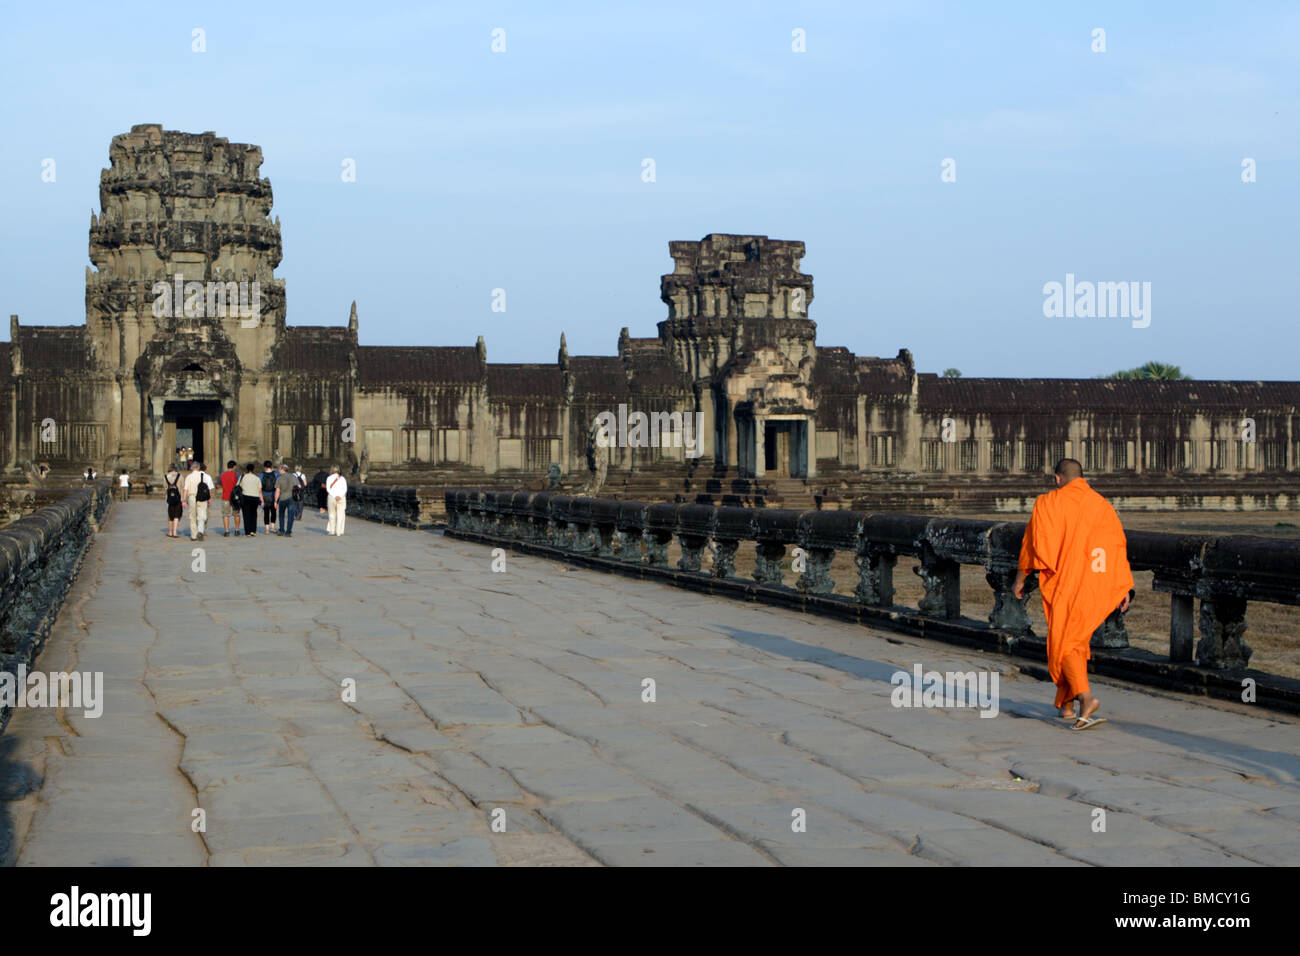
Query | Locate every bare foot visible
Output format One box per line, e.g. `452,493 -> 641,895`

1073,694 -> 1101,728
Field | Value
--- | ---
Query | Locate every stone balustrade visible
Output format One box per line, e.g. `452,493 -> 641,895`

444,488 -> 1300,711
0,480 -> 113,732
348,484 -> 446,529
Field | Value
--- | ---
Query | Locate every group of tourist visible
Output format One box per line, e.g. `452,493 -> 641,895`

162,459 -> 349,541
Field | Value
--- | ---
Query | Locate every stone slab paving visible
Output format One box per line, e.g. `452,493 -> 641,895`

2,500 -> 1298,866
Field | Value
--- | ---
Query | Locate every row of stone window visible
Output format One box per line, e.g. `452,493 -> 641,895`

913,438 -> 1292,473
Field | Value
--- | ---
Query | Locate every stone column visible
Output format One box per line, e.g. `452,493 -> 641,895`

150,397 -> 167,477
1196,596 -> 1251,669
805,418 -> 817,479
754,416 -> 767,478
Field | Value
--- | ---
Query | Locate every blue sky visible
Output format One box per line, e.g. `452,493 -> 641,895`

1,1 -> 1296,378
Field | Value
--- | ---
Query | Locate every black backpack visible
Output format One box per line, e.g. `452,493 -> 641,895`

165,476 -> 181,505
196,473 -> 211,502
292,474 -> 304,502
260,471 -> 277,495
230,483 -> 243,508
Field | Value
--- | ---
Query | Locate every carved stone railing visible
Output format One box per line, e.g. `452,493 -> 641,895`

0,481 -> 113,732
445,489 -> 1300,711
349,484 -> 446,529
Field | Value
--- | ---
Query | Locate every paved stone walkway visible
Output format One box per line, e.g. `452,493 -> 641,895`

2,500 -> 1298,866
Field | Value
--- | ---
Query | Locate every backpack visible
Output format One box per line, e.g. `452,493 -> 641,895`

230,484 -> 243,508
196,473 -> 211,502
292,475 -> 304,502
260,471 -> 277,495
165,475 -> 181,505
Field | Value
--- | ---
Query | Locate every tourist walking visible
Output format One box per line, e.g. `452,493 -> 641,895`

164,463 -> 183,538
275,464 -> 298,537
219,460 -> 241,536
238,464 -> 263,537
260,460 -> 278,533
313,468 -> 329,515
117,468 -> 130,502
182,460 -> 215,541
1013,459 -> 1134,731
326,465 -> 348,536
84,465 -> 97,481
291,463 -> 307,521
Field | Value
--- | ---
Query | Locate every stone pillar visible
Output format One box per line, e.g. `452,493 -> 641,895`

804,418 -> 817,479
754,416 -> 767,478
7,385 -> 18,472
710,539 -> 739,579
677,533 -> 707,572
855,551 -> 896,606
754,542 -> 785,587
150,397 -> 167,477
915,548 -> 960,618
796,546 -> 834,594
1090,607 -> 1130,649
1196,596 -> 1251,669
1169,594 -> 1195,662
986,567 -> 1033,635
643,530 -> 671,567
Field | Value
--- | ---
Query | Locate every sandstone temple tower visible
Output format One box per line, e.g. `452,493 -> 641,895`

85,124 -> 287,474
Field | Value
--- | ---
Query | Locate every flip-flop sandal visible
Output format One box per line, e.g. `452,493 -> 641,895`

1070,717 -> 1107,731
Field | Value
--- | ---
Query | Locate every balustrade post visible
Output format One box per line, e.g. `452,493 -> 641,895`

677,533 -> 707,572
796,547 -> 835,595
710,539 -> 739,579
1169,594 -> 1195,662
643,529 -> 671,566
1196,596 -> 1252,669
854,550 -> 896,606
986,567 -> 1033,635
754,542 -> 786,587
616,530 -> 643,563
1090,605 -> 1130,649
915,546 -> 960,619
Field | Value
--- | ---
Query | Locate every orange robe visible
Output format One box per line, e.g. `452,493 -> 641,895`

1018,478 -> 1134,708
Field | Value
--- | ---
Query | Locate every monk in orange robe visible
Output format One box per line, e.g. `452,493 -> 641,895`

1013,459 -> 1133,730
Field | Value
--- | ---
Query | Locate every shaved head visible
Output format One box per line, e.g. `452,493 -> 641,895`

1054,458 -> 1083,481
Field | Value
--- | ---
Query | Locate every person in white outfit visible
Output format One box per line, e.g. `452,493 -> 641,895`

326,465 -> 348,536
182,460 -> 216,541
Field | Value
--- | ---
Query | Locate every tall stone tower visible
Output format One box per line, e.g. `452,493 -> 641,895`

657,235 -> 819,477
84,124 -> 287,472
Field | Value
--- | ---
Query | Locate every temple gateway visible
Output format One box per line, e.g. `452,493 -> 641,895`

4,126 -> 1298,509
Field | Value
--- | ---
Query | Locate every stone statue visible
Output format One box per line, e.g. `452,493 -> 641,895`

272,448 -> 284,468
358,446 -> 369,484
546,462 -> 561,489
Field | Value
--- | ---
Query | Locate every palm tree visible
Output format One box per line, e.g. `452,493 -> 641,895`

1105,361 -> 1191,381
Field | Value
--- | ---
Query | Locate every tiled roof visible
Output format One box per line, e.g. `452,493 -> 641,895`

357,346 -> 483,385
17,327 -> 89,371
486,364 -> 563,400
919,376 -> 1300,411
269,327 -> 352,374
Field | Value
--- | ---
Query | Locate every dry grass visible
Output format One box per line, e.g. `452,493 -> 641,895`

656,508 -> 1300,680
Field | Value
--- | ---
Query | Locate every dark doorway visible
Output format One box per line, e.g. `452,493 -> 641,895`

764,420 -> 808,478
163,400 -> 221,470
